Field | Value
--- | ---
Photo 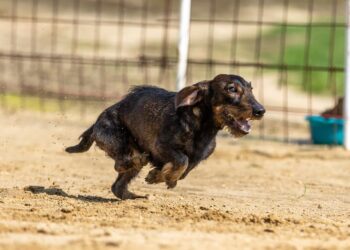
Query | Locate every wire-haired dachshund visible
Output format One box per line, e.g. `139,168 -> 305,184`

66,74 -> 265,200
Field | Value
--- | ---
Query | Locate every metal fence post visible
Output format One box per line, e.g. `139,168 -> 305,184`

345,0 -> 350,150
176,0 -> 191,91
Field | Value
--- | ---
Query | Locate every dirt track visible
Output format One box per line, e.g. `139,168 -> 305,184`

1,110 -> 350,250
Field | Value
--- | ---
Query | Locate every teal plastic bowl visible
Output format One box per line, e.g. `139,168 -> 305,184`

306,115 -> 344,145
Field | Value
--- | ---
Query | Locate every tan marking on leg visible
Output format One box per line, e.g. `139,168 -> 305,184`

131,149 -> 149,170
114,162 -> 128,173
160,163 -> 173,177
192,107 -> 201,117
145,168 -> 164,184
161,163 -> 186,182
161,162 -> 188,189
145,162 -> 188,188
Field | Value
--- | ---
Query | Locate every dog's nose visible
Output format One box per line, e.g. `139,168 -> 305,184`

253,107 -> 266,117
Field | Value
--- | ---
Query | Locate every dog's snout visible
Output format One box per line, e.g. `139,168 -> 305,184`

253,106 -> 265,117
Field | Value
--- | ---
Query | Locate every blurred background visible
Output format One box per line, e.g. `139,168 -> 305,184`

0,0 -> 346,142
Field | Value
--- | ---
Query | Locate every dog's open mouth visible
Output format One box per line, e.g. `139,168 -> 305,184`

222,113 -> 252,137
216,108 -> 253,137
233,118 -> 251,134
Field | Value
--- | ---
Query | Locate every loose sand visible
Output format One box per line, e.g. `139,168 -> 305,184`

0,110 -> 349,250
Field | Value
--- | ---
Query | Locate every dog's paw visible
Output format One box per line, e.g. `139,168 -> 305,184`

115,190 -> 149,200
166,180 -> 177,189
163,163 -> 186,188
112,182 -> 148,200
145,169 -> 163,184
145,163 -> 186,187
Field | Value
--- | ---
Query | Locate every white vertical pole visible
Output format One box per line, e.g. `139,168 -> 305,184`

345,0 -> 350,150
176,0 -> 191,91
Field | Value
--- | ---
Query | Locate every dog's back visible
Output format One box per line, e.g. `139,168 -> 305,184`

117,86 -> 176,154
65,86 -> 176,155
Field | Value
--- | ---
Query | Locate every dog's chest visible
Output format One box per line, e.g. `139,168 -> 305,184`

185,130 -> 217,164
178,111 -> 218,164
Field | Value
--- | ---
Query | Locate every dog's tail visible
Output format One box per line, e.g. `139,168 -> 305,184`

65,125 -> 94,153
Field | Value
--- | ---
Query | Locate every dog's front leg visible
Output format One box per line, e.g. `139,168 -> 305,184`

145,151 -> 188,189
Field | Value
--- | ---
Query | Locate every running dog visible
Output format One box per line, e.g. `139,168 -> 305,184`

66,74 -> 265,200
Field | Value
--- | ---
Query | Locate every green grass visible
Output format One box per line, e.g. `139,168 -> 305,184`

261,26 -> 345,95
0,93 -> 65,112
0,93 -> 104,113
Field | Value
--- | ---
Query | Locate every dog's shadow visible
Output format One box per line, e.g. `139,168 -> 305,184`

24,185 -> 119,203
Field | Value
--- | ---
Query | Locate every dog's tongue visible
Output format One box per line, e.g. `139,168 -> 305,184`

236,119 -> 251,133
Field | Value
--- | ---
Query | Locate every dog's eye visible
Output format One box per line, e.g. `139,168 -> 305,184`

228,86 -> 237,93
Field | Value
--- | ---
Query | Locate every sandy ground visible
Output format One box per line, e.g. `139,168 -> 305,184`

0,110 -> 350,250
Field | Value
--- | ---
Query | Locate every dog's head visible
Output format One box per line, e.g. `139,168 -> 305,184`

175,74 -> 265,137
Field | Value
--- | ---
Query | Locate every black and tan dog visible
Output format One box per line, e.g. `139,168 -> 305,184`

66,74 -> 265,200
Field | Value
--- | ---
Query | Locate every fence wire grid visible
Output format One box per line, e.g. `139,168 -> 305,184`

0,0 -> 346,142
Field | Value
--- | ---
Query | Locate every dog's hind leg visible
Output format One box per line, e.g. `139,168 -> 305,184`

94,113 -> 146,170
93,113 -> 149,199
113,152 -> 148,174
112,148 -> 149,200
111,168 -> 148,200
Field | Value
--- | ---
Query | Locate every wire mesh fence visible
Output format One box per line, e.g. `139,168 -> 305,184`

0,0 -> 346,142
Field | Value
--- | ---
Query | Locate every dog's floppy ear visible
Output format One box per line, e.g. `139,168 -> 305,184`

175,85 -> 202,109
175,81 -> 208,109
